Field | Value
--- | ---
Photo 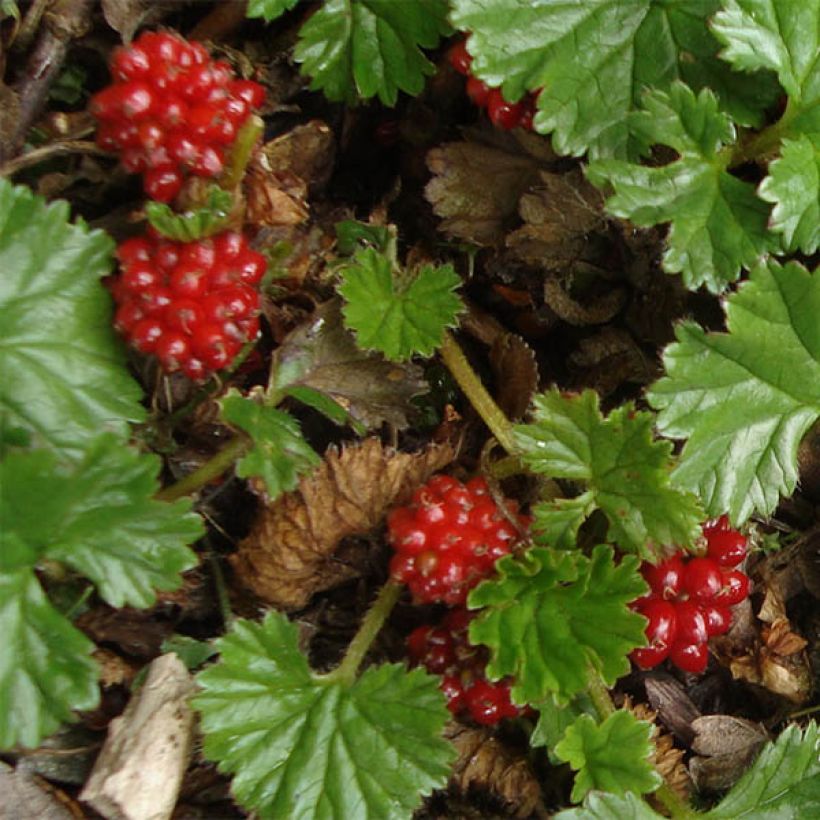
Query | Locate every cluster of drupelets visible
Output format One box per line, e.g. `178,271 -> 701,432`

448,38 -> 540,131
631,516 -> 750,674
388,476 -> 752,722
92,31 -> 267,380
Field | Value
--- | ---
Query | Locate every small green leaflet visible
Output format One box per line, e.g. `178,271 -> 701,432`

246,0 -> 300,21
293,0 -> 450,105
467,545 -> 647,704
338,247 -> 463,362
219,389 -> 320,502
531,691 -> 596,764
514,388 -> 702,557
0,179 -> 144,459
587,83 -> 775,292
145,187 -> 234,242
554,712 -> 661,803
759,136 -> 820,254
648,259 -> 820,524
194,611 -> 455,819
451,0 -> 777,159
554,791 -> 664,820
1,435 -> 201,608
706,721 -> 820,818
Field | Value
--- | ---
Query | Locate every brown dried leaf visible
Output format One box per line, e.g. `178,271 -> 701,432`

489,333 -> 538,420
271,299 -> 428,429
688,715 -> 768,793
425,132 -> 553,245
93,648 -> 139,688
644,674 -> 701,745
507,169 -> 605,268
245,159 -> 309,227
232,437 -> 456,610
101,0 -> 163,42
261,120 -> 335,195
0,82 -> 21,150
568,327 -> 653,396
543,276 -> 627,326
0,762 -> 78,820
444,722 -> 540,818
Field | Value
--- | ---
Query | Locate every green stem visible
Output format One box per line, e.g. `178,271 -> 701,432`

208,550 -> 234,629
728,100 -> 795,168
220,114 -> 264,191
440,331 -> 517,456
156,435 -> 250,502
330,581 -> 403,685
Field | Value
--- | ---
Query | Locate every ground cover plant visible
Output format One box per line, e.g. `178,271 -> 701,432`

2,0 -> 820,817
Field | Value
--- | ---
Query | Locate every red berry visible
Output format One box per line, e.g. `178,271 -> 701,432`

641,554 -> 685,600
702,604 -> 732,636
143,165 -> 183,202
682,557 -> 723,602
669,641 -> 709,674
631,599 -> 676,669
706,527 -> 747,567
673,601 -> 708,646
487,89 -> 524,130
448,40 -> 473,76
718,569 -> 750,605
464,679 -> 519,725
466,76 -> 491,107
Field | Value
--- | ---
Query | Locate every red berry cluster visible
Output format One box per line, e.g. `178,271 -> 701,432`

110,229 -> 265,380
407,609 -> 523,726
91,30 -> 265,202
448,39 -> 539,131
388,474 -> 528,606
631,516 -> 750,675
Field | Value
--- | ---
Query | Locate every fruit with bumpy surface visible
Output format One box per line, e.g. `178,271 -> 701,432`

630,518 -> 750,675
91,30 -> 265,202
110,228 -> 265,380
388,474 -> 529,605
406,609 -> 522,726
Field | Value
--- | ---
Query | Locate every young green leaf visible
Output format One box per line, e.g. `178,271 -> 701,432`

706,721 -> 820,817
2,436 -> 202,608
246,0 -> 299,22
338,247 -> 463,361
514,388 -> 702,557
194,611 -> 455,819
554,791 -> 665,820
554,712 -> 662,803
0,569 -> 99,750
293,0 -> 450,105
648,259 -> 820,524
468,545 -> 647,704
531,691 -> 596,761
219,389 -> 320,501
0,179 -> 144,458
758,135 -> 820,254
144,187 -> 234,242
586,83 -> 775,292
451,0 -> 777,159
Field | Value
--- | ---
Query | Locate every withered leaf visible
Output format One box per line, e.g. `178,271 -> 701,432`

644,674 -> 700,745
568,327 -> 653,396
261,120 -> 335,195
444,722 -> 540,819
231,437 -> 455,610
489,333 -> 538,420
245,156 -> 309,228
271,299 -> 428,430
425,130 -> 555,246
507,169 -> 605,268
543,276 -> 626,326
101,0 -> 164,42
688,715 -> 768,793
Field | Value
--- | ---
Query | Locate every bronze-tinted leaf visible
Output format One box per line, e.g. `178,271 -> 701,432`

543,276 -> 626,326
231,438 -> 455,610
489,333 -> 538,420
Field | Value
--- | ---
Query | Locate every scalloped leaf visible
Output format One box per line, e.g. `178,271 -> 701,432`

514,387 -> 702,557
338,247 -> 463,362
554,712 -> 661,803
0,179 -> 144,459
194,611 -> 455,818
293,0 -> 450,105
219,389 -> 320,502
451,0 -> 778,159
2,435 -> 202,608
468,545 -> 647,704
144,187 -> 234,242
246,0 -> 300,22
648,258 -> 820,524
554,791 -> 664,820
586,83 -> 775,292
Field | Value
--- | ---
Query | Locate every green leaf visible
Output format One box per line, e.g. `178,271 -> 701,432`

515,388 -> 702,557
554,791 -> 665,820
648,259 -> 820,524
194,611 -> 455,819
293,0 -> 450,106
706,721 -> 820,818
145,187 -> 234,242
338,248 -> 463,361
468,545 -> 647,704
554,712 -> 661,803
161,635 -> 217,671
2,436 -> 202,608
246,0 -> 300,22
587,83 -> 774,292
335,220 -> 393,255
0,569 -> 98,750
451,0 -> 778,159
531,691 -> 596,760
219,388 -> 320,501
0,180 -> 145,459
758,135 -> 820,254
531,495 -> 594,551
